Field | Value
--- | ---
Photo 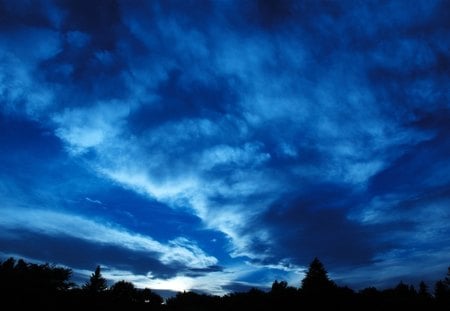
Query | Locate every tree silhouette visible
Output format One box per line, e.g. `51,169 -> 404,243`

1,257 -> 16,271
271,280 -> 288,293
416,280 -> 432,307
110,280 -> 136,304
418,281 -> 430,298
445,266 -> 450,287
0,257 -> 73,308
140,288 -> 164,306
434,267 -> 450,307
435,280 -> 447,299
301,257 -> 336,295
0,257 -> 72,291
83,265 -> 107,293
270,280 -> 298,308
0,256 -> 448,309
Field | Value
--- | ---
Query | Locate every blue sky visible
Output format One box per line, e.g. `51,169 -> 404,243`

0,0 -> 449,295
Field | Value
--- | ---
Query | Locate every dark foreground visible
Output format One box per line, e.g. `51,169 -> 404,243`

1,257 -> 449,310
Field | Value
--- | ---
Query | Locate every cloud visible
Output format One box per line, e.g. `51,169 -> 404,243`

0,207 -> 217,272
85,197 -> 103,205
353,189 -> 450,244
0,0 -> 449,293
53,101 -> 131,154
333,246 -> 450,289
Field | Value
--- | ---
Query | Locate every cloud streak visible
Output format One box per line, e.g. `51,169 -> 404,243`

0,207 -> 217,270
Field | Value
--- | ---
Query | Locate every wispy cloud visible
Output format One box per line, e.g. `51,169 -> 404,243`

85,197 -> 103,205
0,207 -> 217,270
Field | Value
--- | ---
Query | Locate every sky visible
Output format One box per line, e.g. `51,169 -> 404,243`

0,0 -> 449,296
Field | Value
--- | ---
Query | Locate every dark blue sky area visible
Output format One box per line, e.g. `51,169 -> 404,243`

0,0 -> 449,294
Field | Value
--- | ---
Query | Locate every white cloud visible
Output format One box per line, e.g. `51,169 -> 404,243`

98,161 -> 278,262
0,52 -> 55,118
343,160 -> 385,185
46,100 -> 279,265
85,197 -> 103,205
53,101 -> 130,154
0,207 -> 217,270
352,194 -> 450,231
101,167 -> 199,203
200,143 -> 270,170
161,237 -> 218,268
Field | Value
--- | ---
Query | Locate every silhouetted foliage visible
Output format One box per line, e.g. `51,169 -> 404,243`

83,265 -> 107,293
380,281 -> 418,308
417,281 -> 432,307
434,267 -> 450,308
110,280 -> 137,304
419,281 -> 429,296
0,257 -> 73,308
166,291 -> 220,311
270,280 -> 299,309
140,287 -> 164,306
0,257 -> 449,310
301,257 -> 336,295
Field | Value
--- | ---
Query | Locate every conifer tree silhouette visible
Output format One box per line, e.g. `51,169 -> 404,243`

435,266 -> 450,307
418,281 -> 430,297
301,257 -> 336,295
83,265 -> 107,293
445,267 -> 450,287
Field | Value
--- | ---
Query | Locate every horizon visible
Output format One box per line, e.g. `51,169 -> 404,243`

1,0 -> 449,296
2,255 -> 447,300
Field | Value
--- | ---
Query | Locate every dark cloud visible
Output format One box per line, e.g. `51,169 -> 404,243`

56,0 -> 121,50
128,69 -> 238,133
0,0 -> 58,29
222,282 -> 265,294
185,265 -> 224,278
250,0 -> 297,29
370,123 -> 450,195
252,191 -> 379,267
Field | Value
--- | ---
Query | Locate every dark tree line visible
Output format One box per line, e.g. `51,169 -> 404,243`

0,258 -> 162,310
0,257 -> 449,310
